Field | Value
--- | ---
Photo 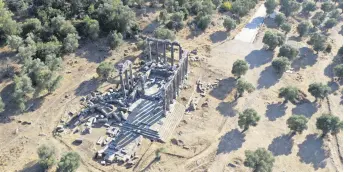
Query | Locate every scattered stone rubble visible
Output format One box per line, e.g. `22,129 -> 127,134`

62,38 -> 190,166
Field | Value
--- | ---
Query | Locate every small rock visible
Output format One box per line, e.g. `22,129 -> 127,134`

39,133 -> 47,136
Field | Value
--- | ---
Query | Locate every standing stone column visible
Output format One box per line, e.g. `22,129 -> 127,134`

156,41 -> 159,63
170,44 -> 174,67
120,72 -> 126,97
148,42 -> 152,62
179,46 -> 183,60
163,42 -> 167,65
125,70 -> 129,90
129,64 -> 133,86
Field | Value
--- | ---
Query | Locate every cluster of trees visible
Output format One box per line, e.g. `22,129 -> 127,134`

37,144 -> 80,172
278,82 -> 330,103
0,0 -> 139,112
333,46 -> 343,79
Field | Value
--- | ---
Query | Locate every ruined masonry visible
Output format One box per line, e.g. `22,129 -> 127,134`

70,38 -> 189,165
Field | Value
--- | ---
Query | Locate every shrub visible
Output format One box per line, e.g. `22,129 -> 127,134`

275,13 -> 286,27
108,31 -> 123,50
281,23 -> 291,34
57,152 -> 81,172
308,82 -> 331,100
263,31 -> 286,50
279,86 -> 299,102
154,27 -> 175,40
6,35 -> 23,51
272,57 -> 291,74
220,1 -> 232,12
223,17 -> 236,31
297,21 -> 311,37
278,44 -> 299,60
316,114 -> 342,136
236,79 -> 255,97
244,148 -> 275,172
96,62 -> 113,80
238,108 -> 260,131
287,115 -> 308,134
63,33 -> 79,53
37,144 -> 57,169
196,15 -> 211,31
231,60 -> 248,78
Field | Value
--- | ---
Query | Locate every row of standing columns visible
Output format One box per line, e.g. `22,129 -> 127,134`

119,61 -> 134,98
147,38 -> 183,67
162,52 -> 189,116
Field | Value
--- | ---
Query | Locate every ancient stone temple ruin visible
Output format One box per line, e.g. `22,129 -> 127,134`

69,38 -> 189,166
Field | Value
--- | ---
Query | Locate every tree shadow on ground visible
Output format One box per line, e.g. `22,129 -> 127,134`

74,78 -> 101,96
245,17 -> 265,29
142,21 -> 160,34
210,77 -> 236,100
217,129 -> 245,155
297,134 -> 327,170
216,101 -> 237,117
257,66 -> 281,89
292,47 -> 317,71
75,39 -> 111,63
324,62 -> 335,78
210,31 -> 228,43
265,102 -> 287,121
245,49 -> 273,69
327,81 -> 340,93
19,161 -> 42,172
268,134 -> 293,156
291,100 -> 318,118
264,17 -> 278,29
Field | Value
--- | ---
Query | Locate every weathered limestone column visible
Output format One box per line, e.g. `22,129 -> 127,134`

120,72 -> 126,97
140,75 -> 145,94
162,88 -> 167,116
169,84 -> 174,104
170,44 -> 174,67
163,41 -> 167,64
156,41 -> 159,63
148,42 -> 152,62
125,70 -> 129,90
179,45 -> 183,60
129,64 -> 133,85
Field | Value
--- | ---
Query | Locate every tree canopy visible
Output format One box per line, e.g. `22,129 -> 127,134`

231,60 -> 249,78
287,115 -> 308,134
263,31 -> 285,50
272,57 -> 291,74
278,44 -> 299,60
37,144 -> 57,169
316,114 -> 342,136
244,148 -> 275,172
238,108 -> 260,131
236,79 -> 255,97
57,152 -> 81,172
308,82 -> 331,100
279,86 -> 299,103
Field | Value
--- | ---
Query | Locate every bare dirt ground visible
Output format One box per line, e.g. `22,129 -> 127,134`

0,2 -> 342,172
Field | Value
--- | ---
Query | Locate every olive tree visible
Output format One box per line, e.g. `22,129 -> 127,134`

278,44 -> 299,60
57,152 -> 81,172
12,75 -> 35,112
236,79 -> 255,97
272,57 -> 291,74
334,64 -> 343,78
231,60 -> 248,78
244,148 -> 275,172
154,27 -> 175,40
321,1 -> 335,12
263,31 -> 286,50
297,21 -> 311,37
281,23 -> 291,34
6,35 -> 23,51
280,0 -> 301,17
223,17 -> 236,32
238,108 -> 260,132
308,33 -> 326,54
37,144 -> 57,169
279,86 -> 299,103
275,13 -> 286,27
108,31 -> 123,50
63,33 -> 79,53
316,114 -> 342,136
302,1 -> 316,15
196,15 -> 211,31
308,82 -> 331,100
265,0 -> 278,15
96,62 -> 113,80
287,115 -> 308,134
